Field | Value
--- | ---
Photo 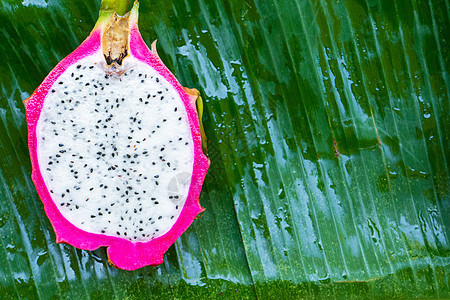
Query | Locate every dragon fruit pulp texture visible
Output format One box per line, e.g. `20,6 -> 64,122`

24,0 -> 210,270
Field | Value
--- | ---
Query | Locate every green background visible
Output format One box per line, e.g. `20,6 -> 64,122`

0,0 -> 448,298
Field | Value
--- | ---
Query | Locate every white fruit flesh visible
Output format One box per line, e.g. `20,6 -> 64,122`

36,52 -> 194,242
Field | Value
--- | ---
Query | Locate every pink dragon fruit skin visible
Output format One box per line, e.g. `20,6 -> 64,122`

24,1 -> 209,270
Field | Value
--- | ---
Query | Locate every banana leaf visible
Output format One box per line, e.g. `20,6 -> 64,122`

0,0 -> 448,298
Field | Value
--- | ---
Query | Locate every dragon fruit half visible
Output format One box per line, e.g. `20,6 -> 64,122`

24,0 -> 209,270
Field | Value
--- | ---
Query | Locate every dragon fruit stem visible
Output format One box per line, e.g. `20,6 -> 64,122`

100,0 -> 130,16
